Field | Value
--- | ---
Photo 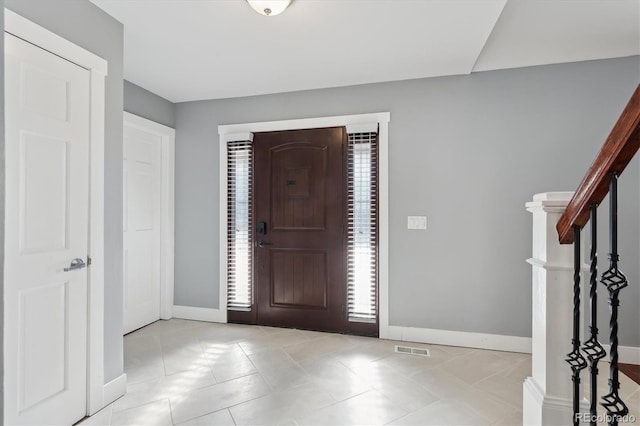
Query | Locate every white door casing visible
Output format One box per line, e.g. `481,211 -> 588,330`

218,113 -> 390,328
4,9 -> 109,418
4,33 -> 90,425
123,112 -> 175,334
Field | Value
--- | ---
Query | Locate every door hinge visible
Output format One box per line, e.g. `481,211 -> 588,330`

87,256 -> 92,267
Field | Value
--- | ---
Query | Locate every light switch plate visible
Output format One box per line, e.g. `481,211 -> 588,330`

407,216 -> 427,230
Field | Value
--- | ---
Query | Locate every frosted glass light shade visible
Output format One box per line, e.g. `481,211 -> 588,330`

246,0 -> 292,16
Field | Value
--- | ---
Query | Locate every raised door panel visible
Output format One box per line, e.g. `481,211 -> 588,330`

130,170 -> 154,231
21,64 -> 70,122
271,145 -> 327,231
19,282 -> 68,410
270,250 -> 327,308
19,133 -> 69,253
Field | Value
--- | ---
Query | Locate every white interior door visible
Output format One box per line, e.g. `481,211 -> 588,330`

123,124 -> 162,334
4,33 -> 90,425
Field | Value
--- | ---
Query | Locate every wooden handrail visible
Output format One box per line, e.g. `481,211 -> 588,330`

557,84 -> 640,244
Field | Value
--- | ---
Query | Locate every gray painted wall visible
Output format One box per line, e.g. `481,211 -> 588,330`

5,0 -> 125,381
175,56 -> 640,346
124,80 -> 176,128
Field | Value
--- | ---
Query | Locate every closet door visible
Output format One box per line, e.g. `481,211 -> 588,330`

123,123 -> 162,334
4,32 -> 90,425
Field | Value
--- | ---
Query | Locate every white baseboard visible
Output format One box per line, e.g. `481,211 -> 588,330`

602,344 -> 640,364
103,373 -> 127,407
381,325 -> 532,353
522,377 -> 589,426
172,305 -> 226,323
379,325 -> 640,360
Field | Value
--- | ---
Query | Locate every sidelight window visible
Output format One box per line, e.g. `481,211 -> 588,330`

227,141 -> 253,310
347,131 -> 378,322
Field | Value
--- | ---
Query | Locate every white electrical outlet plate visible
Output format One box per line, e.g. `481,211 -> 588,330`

407,216 -> 427,230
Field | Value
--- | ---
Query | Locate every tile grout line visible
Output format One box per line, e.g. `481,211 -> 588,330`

196,335 -> 220,384
227,407 -> 238,426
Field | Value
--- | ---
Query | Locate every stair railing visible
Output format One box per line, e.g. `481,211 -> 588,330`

557,84 -> 640,426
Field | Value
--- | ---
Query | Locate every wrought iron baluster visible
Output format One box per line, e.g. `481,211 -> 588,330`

600,172 -> 629,426
566,226 -> 587,426
582,203 -> 606,426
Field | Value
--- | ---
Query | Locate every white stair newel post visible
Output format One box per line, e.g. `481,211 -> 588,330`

523,192 -> 587,425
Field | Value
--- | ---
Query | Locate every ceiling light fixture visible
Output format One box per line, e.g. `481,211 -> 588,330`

246,0 -> 292,16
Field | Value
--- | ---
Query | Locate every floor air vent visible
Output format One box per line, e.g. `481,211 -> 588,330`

394,345 -> 430,357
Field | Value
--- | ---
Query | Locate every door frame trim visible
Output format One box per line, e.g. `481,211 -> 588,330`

123,112 -> 176,322
218,112 -> 390,334
4,9 -> 108,416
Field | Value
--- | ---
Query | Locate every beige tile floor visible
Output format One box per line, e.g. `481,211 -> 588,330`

78,319 -> 639,426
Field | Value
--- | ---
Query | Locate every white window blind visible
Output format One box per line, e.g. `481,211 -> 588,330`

347,131 -> 378,322
227,141 -> 253,310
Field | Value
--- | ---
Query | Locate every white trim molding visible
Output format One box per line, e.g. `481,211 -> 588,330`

218,113 -> 390,135
523,377 -> 588,426
5,8 -> 109,416
604,344 -> 640,365
173,305 -> 226,323
526,258 -> 590,272
385,325 -> 532,353
4,10 -> 108,75
123,112 -> 176,321
345,123 -> 379,134
218,112 -> 391,327
225,132 -> 254,143
102,374 -> 127,407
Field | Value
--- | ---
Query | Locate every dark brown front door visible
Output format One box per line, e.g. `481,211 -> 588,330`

253,127 -> 346,333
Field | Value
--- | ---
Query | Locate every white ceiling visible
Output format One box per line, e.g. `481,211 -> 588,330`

474,0 -> 640,71
91,0 -> 640,103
